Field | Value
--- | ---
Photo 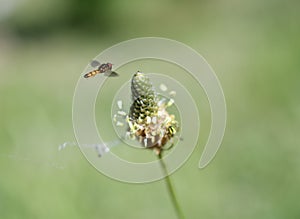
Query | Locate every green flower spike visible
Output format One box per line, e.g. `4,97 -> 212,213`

127,71 -> 179,154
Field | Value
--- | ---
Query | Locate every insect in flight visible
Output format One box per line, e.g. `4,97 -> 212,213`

58,140 -> 120,157
84,60 -> 119,78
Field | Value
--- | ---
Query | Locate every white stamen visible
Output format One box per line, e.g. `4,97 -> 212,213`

146,116 -> 151,124
128,121 -> 134,130
164,117 -> 171,125
113,114 -> 117,122
158,98 -> 166,106
118,111 -> 127,116
116,121 -> 124,127
117,100 -> 123,109
161,132 -> 164,138
126,115 -> 130,121
160,83 -> 167,92
169,91 -> 176,97
167,98 -> 174,107
152,117 -> 157,124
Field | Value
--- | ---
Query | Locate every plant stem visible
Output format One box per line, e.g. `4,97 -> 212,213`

158,153 -> 185,219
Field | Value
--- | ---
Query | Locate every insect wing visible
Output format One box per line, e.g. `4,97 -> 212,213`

90,60 -> 101,67
104,71 -> 119,77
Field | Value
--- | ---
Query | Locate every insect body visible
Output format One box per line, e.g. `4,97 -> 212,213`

84,62 -> 113,78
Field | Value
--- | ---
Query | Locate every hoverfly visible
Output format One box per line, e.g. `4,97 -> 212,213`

84,60 -> 119,78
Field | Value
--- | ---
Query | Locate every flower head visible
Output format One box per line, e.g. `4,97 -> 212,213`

126,71 -> 179,154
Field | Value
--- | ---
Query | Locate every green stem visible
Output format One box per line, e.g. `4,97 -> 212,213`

158,153 -> 185,219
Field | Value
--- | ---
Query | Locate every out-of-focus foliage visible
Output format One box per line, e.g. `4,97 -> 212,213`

5,0 -> 114,36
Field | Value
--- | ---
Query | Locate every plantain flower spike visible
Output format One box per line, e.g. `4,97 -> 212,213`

127,71 -> 179,154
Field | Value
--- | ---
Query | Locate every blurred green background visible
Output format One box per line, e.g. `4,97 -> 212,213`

1,0 -> 300,218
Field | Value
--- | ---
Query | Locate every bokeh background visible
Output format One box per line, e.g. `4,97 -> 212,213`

1,0 -> 300,218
